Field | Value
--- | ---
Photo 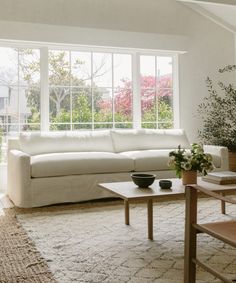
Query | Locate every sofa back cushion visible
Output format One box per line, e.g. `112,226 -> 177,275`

111,129 -> 190,152
19,131 -> 114,155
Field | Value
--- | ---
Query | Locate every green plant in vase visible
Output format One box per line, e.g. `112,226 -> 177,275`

168,143 -> 214,184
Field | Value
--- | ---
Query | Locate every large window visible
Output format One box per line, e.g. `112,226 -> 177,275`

0,43 -> 179,162
48,51 -> 132,130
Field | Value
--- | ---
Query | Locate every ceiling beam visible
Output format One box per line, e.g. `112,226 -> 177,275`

178,0 -> 236,5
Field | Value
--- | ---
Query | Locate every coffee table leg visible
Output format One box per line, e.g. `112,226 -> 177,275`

221,193 -> 226,214
147,199 -> 153,240
124,200 -> 129,225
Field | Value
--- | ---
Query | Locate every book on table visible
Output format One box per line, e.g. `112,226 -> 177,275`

202,171 -> 236,185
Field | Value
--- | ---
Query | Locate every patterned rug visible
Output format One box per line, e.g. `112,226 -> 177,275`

8,198 -> 235,283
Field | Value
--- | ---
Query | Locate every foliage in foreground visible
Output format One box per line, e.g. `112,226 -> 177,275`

198,65 -> 236,151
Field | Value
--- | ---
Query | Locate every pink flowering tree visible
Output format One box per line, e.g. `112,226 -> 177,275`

95,75 -> 173,128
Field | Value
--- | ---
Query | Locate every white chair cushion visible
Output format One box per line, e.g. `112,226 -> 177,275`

111,129 -> 190,153
31,152 -> 134,178
120,150 -> 172,171
20,131 -> 114,155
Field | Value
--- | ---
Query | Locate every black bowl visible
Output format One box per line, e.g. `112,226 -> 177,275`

131,173 -> 156,188
159,180 -> 172,189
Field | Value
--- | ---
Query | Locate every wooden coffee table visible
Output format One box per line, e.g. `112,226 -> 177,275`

99,177 -> 236,240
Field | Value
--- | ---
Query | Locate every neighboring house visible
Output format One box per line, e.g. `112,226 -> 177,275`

0,85 -> 31,134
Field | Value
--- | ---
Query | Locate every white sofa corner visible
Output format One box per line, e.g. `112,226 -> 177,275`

7,129 -> 228,208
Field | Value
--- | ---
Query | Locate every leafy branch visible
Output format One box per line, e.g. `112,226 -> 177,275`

198,65 -> 236,151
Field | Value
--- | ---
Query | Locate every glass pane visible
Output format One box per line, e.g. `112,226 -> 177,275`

19,86 -> 40,124
71,51 -> 91,87
114,88 -> 132,122
20,124 -> 40,131
93,87 -> 112,123
141,88 -> 156,123
156,56 -> 173,88
93,53 -> 112,87
158,88 -> 173,98
141,76 -> 156,89
140,55 -> 155,89
0,85 -> 12,120
158,96 -> 173,124
0,126 -> 6,163
0,47 -> 18,85
19,49 -> 40,86
49,50 -> 70,86
7,124 -> 19,135
6,86 -> 19,124
157,122 -> 173,129
72,88 -> 92,123
142,122 -> 157,129
72,124 -> 92,130
114,54 -> 132,87
49,87 -> 70,123
50,124 -> 71,131
94,123 -> 113,129
115,123 -> 132,129
0,119 -> 6,138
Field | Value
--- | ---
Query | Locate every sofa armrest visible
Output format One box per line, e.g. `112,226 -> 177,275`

203,145 -> 229,171
7,149 -> 31,207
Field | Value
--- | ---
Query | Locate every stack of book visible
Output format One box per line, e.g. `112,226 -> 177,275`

202,171 -> 236,185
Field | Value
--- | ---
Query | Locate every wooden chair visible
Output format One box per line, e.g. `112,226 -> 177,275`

184,185 -> 236,283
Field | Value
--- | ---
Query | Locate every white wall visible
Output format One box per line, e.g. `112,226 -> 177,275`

0,0 -> 235,142
0,0 -> 211,35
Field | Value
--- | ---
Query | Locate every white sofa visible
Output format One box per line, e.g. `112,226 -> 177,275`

7,129 -> 228,208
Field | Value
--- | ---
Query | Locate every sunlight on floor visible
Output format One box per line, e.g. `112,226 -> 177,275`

0,192 -> 13,215
0,193 -> 6,216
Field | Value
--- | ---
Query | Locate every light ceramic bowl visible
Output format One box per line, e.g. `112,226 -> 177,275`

131,173 -> 156,188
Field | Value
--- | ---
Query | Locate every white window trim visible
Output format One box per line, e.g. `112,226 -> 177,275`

132,52 -> 141,129
40,47 -> 49,131
0,40 -> 181,131
173,54 -> 180,128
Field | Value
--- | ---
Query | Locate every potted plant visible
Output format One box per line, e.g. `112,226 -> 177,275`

198,65 -> 236,171
168,143 -> 214,185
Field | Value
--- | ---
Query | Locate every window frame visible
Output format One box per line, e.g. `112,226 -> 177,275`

0,40 -> 180,133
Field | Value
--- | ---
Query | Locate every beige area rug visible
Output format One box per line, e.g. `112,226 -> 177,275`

0,208 -> 56,283
7,199 -> 236,283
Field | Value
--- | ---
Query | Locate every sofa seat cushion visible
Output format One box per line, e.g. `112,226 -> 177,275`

31,152 -> 134,178
120,150 -> 172,171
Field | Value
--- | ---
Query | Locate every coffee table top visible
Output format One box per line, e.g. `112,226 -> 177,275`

99,177 -> 236,201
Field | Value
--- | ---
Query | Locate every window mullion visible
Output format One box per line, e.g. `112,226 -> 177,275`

155,56 -> 158,129
112,53 -> 115,129
17,49 -> 20,133
173,54 -> 180,128
91,52 -> 94,130
40,47 -> 49,131
69,51 -> 72,131
132,52 -> 141,129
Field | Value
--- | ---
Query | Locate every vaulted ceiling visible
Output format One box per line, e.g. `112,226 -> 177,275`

178,0 -> 236,33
